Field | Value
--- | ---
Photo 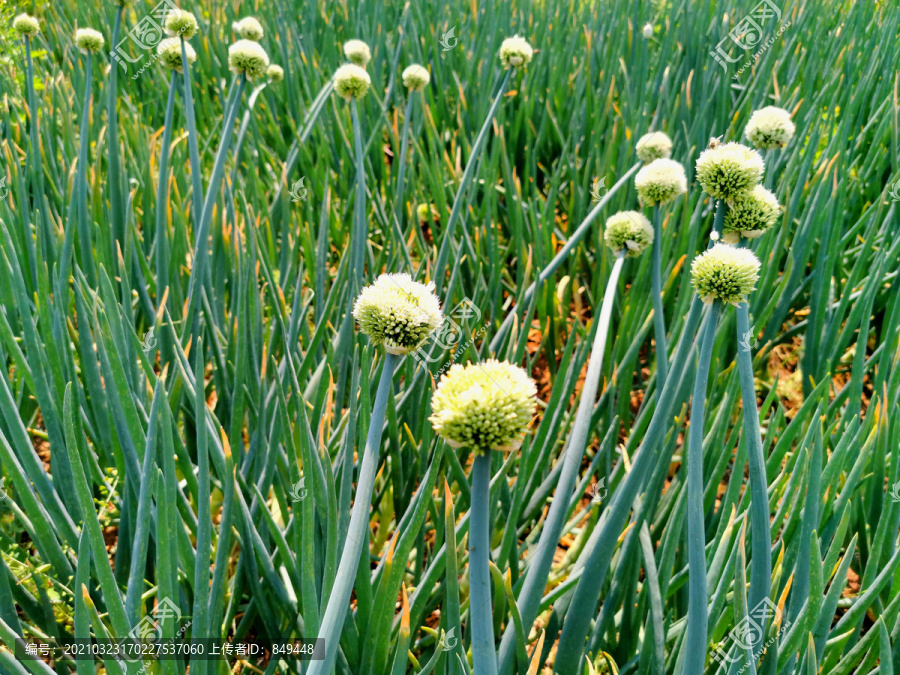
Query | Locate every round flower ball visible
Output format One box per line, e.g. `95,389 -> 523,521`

164,9 -> 199,40
429,360 -> 537,455
343,39 -> 371,68
691,243 -> 761,305
402,64 -> 430,92
635,131 -> 672,163
157,37 -> 197,72
499,35 -> 534,70
635,158 -> 687,205
232,17 -> 264,41
417,203 -> 433,221
75,28 -> 104,54
642,23 -> 654,39
13,13 -> 40,37
333,63 -> 371,101
266,64 -> 284,82
353,273 -> 443,354
228,40 -> 270,80
604,211 -> 654,257
695,142 -> 764,201
722,185 -> 781,243
744,106 -> 795,150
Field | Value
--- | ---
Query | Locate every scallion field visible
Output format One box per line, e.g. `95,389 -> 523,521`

0,0 -> 898,674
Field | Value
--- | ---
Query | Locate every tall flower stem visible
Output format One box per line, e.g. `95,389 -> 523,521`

182,75 -> 247,343
231,83 -> 269,185
350,99 -> 367,296
24,35 -> 43,206
181,36 -> 204,233
77,56 -> 94,281
736,300 -> 772,642
432,70 -> 512,293
60,53 -> 95,287
469,451 -> 498,675
684,300 -> 722,674
154,72 -> 178,370
392,93 -> 415,270
156,73 -> 177,301
332,99 -> 370,405
308,352 -> 398,675
108,7 -> 125,256
553,201 -> 725,675
22,33 -> 42,286
651,204 -> 668,389
496,252 -> 626,674
764,149 -> 779,190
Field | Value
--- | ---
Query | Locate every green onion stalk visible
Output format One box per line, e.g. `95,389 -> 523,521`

683,299 -> 721,674
431,32 -> 536,293
734,296 -> 771,671
736,254 -> 772,620
310,272 -> 444,674
392,64 -> 431,270
21,21 -> 43,287
634,153 -> 688,390
328,63 -> 374,403
392,92 -> 417,270
152,71 -> 178,369
764,149 -> 778,190
498,212 -> 650,674
716,135 -> 783,652
350,99 -> 367,296
725,176 -> 784,668
108,6 -> 125,260
60,37 -> 98,287
469,451 -> 497,675
182,74 -> 248,343
681,232 -> 763,672
231,81 -> 272,185
181,35 -> 205,235
552,199 -> 729,674
309,352 -> 396,675
651,204 -> 667,386
429,360 -> 538,675
333,97 -> 369,404
156,72 -> 177,292
682,139 -> 766,671
182,36 -> 267,342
